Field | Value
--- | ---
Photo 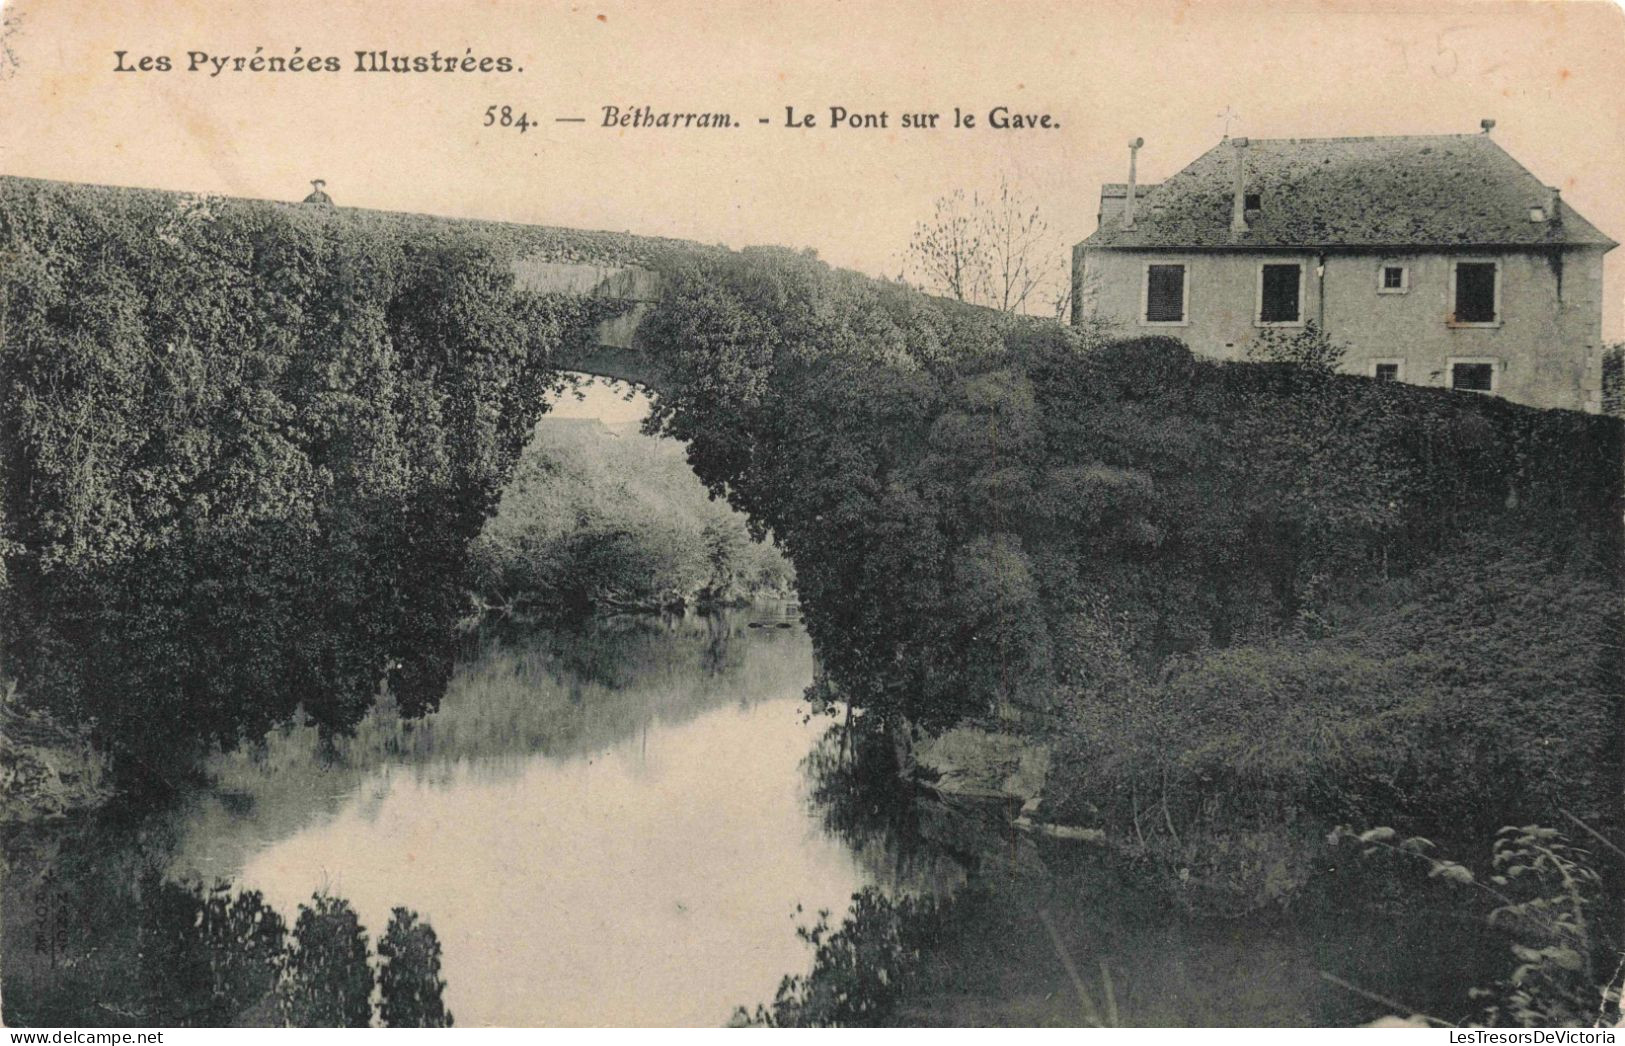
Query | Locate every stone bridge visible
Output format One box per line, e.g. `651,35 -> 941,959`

510,257 -> 668,389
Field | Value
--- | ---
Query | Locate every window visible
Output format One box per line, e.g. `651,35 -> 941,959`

1379,265 -> 1408,293
1144,264 -> 1187,324
1369,357 -> 1404,382
1244,192 -> 1262,211
1258,263 -> 1302,324
1450,360 -> 1497,393
1452,261 -> 1499,324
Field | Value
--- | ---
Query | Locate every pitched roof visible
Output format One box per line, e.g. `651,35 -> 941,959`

1080,134 -> 1616,251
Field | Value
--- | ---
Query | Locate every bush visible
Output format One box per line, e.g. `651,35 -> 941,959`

138,879 -> 286,1026
122,878 -> 450,1027
732,889 -> 948,1027
468,416 -> 791,615
1049,543 -> 1621,911
1602,343 -> 1623,417
1245,319 -> 1349,371
1331,824 -> 1624,1027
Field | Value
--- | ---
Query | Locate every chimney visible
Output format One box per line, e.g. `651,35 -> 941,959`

1125,137 -> 1145,228
1548,186 -> 1562,224
1480,118 -> 1496,134
1230,137 -> 1250,237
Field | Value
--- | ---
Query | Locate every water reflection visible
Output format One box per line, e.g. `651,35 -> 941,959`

759,713 -> 1504,1028
4,607 -> 928,1027
217,609 -> 914,1026
0,840 -> 448,1029
799,718 -> 968,894
3,606 -> 1504,1028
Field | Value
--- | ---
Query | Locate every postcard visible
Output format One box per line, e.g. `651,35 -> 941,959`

1,0 -> 1621,1032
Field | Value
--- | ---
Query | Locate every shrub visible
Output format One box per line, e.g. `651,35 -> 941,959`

1245,319 -> 1349,371
467,416 -> 791,615
1048,541 -> 1621,912
137,878 -> 286,1026
1602,343 -> 1623,417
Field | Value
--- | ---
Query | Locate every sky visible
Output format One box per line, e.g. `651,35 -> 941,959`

548,376 -> 651,425
2,0 -> 1623,336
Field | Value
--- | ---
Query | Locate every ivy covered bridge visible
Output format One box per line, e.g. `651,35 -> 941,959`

2,175 -> 1619,911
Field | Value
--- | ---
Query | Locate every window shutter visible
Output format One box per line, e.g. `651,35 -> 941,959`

1454,263 -> 1497,323
1260,264 -> 1301,323
1146,265 -> 1185,322
1452,362 -> 1494,392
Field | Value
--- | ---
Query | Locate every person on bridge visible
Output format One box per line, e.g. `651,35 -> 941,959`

302,179 -> 333,206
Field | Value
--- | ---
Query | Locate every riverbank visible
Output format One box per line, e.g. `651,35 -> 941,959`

0,684 -> 111,824
468,413 -> 794,620
748,707 -> 1625,1028
888,847 -> 1503,1027
738,762 -> 1510,1028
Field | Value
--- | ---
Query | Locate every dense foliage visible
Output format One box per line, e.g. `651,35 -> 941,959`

639,247 -> 1622,884
1332,824 -> 1623,1028
468,414 -> 791,615
0,178 -> 620,787
732,888 -> 950,1027
138,879 -> 287,1026
1049,541 -> 1622,910
133,881 -> 450,1027
1244,318 -> 1349,370
1604,343 -> 1624,417
0,861 -> 456,1028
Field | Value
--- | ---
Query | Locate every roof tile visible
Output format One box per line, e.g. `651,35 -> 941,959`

1081,134 -> 1615,250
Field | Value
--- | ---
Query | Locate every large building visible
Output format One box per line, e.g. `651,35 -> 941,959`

1071,124 -> 1616,411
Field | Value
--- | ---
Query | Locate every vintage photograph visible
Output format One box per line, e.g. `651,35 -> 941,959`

0,0 -> 1622,1032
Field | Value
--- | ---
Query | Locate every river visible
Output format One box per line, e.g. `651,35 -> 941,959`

2,607 -> 962,1027
1,605 -> 1495,1027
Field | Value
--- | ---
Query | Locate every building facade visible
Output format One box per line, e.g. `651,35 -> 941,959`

1072,128 -> 1616,411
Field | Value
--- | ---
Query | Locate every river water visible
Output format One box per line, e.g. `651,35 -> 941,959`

190,608 -> 926,1026
2,605 -> 1493,1027
2,607 -> 959,1027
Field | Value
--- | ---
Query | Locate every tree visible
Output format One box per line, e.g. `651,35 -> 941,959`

0,179 -> 615,786
138,879 -> 287,1026
903,177 -> 1068,316
279,894 -> 374,1027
